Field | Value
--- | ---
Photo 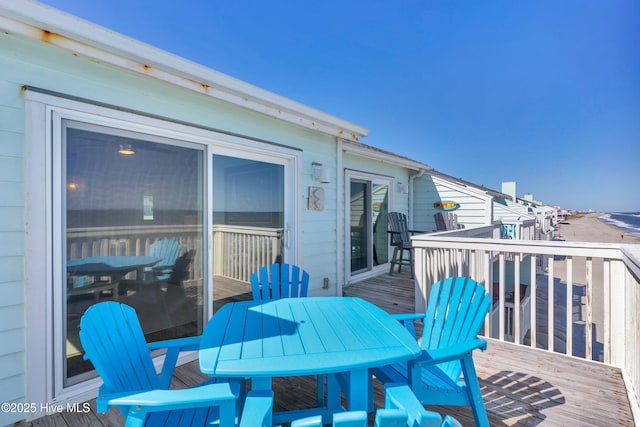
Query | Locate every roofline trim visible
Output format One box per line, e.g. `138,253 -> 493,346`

341,139 -> 431,171
0,0 -> 368,141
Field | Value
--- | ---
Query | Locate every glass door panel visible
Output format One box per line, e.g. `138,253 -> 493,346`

372,183 -> 389,266
212,155 -> 284,310
350,180 -> 369,273
348,175 -> 390,276
63,120 -> 205,386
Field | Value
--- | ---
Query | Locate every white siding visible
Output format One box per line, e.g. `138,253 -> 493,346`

0,78 -> 26,424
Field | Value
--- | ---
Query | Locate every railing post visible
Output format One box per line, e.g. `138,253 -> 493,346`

414,245 -> 426,313
608,259 -> 626,366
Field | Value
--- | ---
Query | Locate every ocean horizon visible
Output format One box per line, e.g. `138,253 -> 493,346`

599,212 -> 640,237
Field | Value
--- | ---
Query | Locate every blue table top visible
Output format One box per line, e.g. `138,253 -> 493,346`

199,297 -> 421,378
67,256 -> 162,275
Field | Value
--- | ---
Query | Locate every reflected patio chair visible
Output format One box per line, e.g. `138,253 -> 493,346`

79,301 -> 247,426
122,250 -> 196,334
373,277 -> 492,427
146,238 -> 182,280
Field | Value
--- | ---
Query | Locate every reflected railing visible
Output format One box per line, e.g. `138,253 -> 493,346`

67,224 -> 282,284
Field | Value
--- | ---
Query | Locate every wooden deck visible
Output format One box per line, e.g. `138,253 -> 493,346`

20,273 -> 634,426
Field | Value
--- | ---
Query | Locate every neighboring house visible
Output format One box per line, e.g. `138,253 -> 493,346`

412,170 -> 505,232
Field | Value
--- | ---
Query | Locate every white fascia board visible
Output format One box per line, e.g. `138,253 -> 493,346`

341,139 -> 431,172
0,0 -> 368,141
429,174 -> 494,201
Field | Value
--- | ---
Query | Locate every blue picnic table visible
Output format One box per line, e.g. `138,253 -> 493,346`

199,296 -> 421,424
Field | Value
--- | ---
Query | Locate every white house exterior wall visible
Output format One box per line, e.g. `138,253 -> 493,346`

0,28 -> 345,424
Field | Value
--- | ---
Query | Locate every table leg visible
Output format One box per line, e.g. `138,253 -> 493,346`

326,373 -> 341,410
349,368 -> 369,411
251,376 -> 273,391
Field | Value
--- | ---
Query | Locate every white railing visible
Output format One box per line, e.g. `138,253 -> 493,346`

212,225 -> 282,283
412,230 -> 640,415
68,224 -> 282,284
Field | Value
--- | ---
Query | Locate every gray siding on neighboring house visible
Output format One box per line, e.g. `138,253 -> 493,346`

413,175 -> 492,232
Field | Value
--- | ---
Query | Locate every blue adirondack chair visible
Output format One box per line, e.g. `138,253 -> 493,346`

250,263 -> 310,301
373,277 -> 492,427
147,238 -> 182,280
79,302 -> 250,426
250,263 -> 320,406
290,384 -> 461,427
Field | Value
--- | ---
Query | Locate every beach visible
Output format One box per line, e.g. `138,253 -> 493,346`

554,212 -> 640,244
548,212 -> 639,360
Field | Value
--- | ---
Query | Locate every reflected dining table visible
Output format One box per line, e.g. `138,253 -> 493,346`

66,255 -> 162,300
199,296 -> 421,424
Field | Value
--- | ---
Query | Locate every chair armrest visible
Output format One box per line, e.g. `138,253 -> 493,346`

147,335 -> 200,352
412,339 -> 487,367
240,390 -> 273,427
102,381 -> 239,412
148,336 -> 201,387
391,313 -> 425,340
391,313 -> 426,322
384,383 -> 442,425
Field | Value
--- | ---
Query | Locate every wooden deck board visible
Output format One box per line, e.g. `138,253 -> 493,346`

16,272 -> 634,426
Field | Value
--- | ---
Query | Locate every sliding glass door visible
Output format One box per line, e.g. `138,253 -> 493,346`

212,154 -> 284,309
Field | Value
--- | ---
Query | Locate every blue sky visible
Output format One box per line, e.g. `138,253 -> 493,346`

39,0 -> 640,212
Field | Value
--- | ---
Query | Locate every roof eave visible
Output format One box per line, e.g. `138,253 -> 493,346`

342,139 -> 431,172
0,0 -> 368,141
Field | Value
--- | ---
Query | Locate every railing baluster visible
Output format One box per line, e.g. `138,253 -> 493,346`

514,252 -> 521,344
603,258 -> 610,363
548,257 -> 554,352
499,252 -> 505,341
585,257 -> 593,360
566,256 -> 573,356
530,254 -> 537,349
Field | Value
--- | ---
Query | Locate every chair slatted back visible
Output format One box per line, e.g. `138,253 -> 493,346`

422,277 -> 491,381
388,212 -> 411,247
149,239 -> 182,269
79,302 -> 161,405
251,263 -> 310,301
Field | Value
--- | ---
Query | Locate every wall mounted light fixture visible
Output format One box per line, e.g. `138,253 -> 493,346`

312,162 -> 330,184
118,143 -> 135,155
396,182 -> 409,194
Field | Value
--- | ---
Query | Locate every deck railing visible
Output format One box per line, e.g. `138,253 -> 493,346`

412,230 -> 640,415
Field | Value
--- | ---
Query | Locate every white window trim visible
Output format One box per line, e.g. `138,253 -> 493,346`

344,169 -> 394,283
24,90 -> 301,416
